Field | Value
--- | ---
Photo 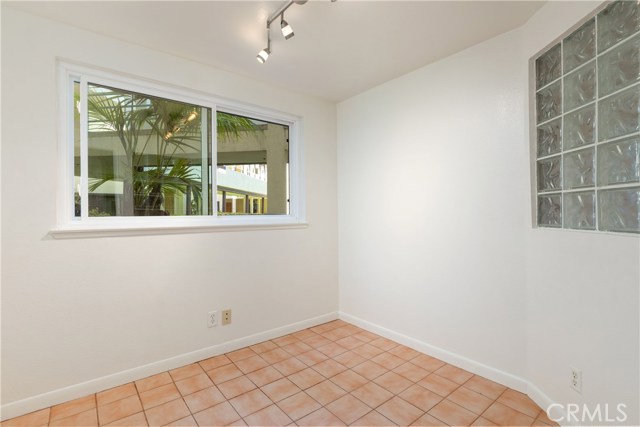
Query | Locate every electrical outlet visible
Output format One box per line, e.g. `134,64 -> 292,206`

207,311 -> 218,328
222,309 -> 232,325
570,366 -> 582,393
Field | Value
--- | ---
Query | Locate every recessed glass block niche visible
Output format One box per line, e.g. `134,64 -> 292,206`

533,0 -> 640,234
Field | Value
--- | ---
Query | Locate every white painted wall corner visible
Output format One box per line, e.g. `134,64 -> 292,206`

339,312 -> 566,425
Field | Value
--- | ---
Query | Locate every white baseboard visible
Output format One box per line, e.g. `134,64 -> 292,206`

339,311 -> 561,423
3,311 -> 565,425
527,382 -> 571,427
338,312 -> 528,392
0,311 -> 339,421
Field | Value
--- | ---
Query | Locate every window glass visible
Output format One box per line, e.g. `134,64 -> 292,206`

66,71 -> 299,229
216,112 -> 289,215
78,83 -> 210,217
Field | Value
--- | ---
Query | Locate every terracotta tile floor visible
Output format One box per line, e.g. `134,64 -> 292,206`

2,320 -> 558,427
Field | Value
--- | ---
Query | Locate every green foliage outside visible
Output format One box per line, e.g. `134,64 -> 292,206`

85,85 -> 257,216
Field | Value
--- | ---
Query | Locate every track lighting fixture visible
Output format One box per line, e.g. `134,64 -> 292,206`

256,22 -> 271,63
281,15 -> 294,40
257,0 -> 321,63
256,48 -> 270,64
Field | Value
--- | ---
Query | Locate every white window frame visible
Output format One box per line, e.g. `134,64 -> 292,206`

53,61 -> 306,238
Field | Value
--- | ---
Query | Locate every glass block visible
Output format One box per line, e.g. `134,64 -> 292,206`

537,156 -> 562,192
536,43 -> 561,89
564,18 -> 596,73
598,85 -> 640,141
597,0 -> 640,53
537,118 -> 561,157
564,191 -> 596,230
564,105 -> 595,149
597,135 -> 640,185
564,62 -> 596,111
538,194 -> 562,227
536,81 -> 561,123
564,148 -> 595,189
598,187 -> 640,233
599,33 -> 640,97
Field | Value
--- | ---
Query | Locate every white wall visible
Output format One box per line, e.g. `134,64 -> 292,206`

338,1 -> 639,425
522,2 -> 639,424
338,29 -> 529,382
0,6 -> 338,414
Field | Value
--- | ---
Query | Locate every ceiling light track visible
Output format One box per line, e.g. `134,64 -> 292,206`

257,0 -> 325,64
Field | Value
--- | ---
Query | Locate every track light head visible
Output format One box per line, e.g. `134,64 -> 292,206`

257,0 -> 331,62
281,16 -> 294,40
256,48 -> 270,63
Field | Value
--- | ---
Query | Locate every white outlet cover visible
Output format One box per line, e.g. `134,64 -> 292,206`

569,366 -> 582,393
208,311 -> 218,328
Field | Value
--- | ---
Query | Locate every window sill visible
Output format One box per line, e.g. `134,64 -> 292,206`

533,226 -> 640,237
50,217 -> 308,239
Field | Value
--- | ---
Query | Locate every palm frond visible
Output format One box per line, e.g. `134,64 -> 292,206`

217,112 -> 258,140
85,85 -> 260,216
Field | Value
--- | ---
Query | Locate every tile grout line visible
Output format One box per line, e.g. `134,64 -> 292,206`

132,381 -> 151,427
92,393 -> 97,427
47,402 -> 53,427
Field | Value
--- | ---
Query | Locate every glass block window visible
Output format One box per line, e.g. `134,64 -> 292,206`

534,0 -> 640,234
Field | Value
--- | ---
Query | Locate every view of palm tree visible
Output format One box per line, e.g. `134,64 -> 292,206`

75,83 -> 285,217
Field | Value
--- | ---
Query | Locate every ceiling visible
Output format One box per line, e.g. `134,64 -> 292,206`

6,1 -> 545,102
